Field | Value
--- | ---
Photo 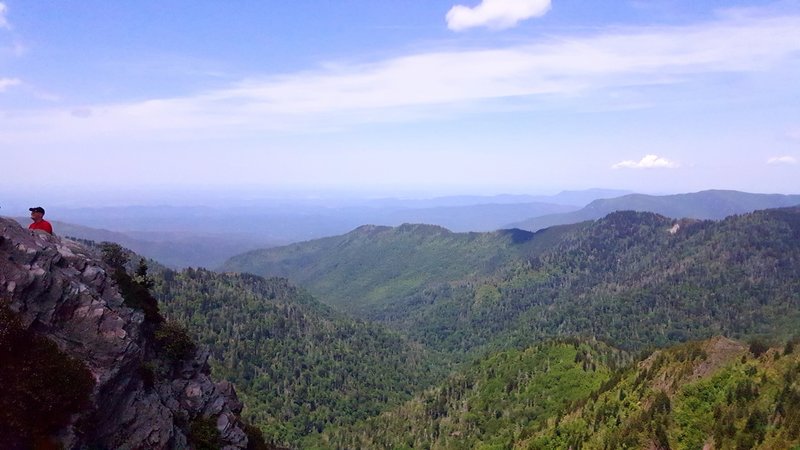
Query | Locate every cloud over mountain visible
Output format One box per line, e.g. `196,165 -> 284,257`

446,0 -> 551,31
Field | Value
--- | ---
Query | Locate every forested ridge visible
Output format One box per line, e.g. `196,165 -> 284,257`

391,208 -> 800,354
312,339 -> 628,450
509,189 -> 800,232
224,208 -> 800,355
142,207 -> 800,448
523,337 -> 800,449
321,337 -> 800,449
152,269 -> 447,446
220,223 -> 569,315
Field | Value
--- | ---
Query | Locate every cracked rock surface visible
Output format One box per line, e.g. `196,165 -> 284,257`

0,218 -> 248,449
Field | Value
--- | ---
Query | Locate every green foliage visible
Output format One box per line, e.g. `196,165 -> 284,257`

189,416 -> 222,450
221,223 -> 558,316
135,257 -> 155,289
0,304 -> 95,448
785,338 -> 798,356
222,208 -> 800,358
244,422 -> 272,450
100,240 -> 130,270
102,242 -> 163,324
750,339 -> 770,358
153,268 -> 446,448
524,338 -> 800,450
154,320 -> 197,363
316,340 -> 616,449
196,207 -> 800,446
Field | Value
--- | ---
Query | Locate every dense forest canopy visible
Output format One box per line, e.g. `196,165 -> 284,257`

146,207 -> 800,448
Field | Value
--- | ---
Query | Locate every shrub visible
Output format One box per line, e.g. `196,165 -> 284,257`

138,361 -> 157,390
0,304 -> 95,447
244,422 -> 272,450
154,320 -> 197,363
748,339 -> 769,358
101,242 -> 162,324
189,416 -> 222,450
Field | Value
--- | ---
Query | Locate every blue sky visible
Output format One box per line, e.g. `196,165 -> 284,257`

2,0 -> 799,204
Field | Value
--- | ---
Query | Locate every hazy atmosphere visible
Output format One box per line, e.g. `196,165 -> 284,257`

4,3 -> 800,449
2,0 -> 799,207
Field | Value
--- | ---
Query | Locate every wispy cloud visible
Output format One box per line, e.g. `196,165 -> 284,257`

446,0 -> 551,31
612,154 -> 680,169
0,77 -> 19,92
0,3 -> 9,30
2,8 -> 800,143
767,155 -> 797,165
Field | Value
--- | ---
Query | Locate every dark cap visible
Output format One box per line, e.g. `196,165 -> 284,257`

29,206 -> 45,214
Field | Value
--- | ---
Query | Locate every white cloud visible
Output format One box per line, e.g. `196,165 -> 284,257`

767,155 -> 797,165
612,154 -> 680,169
2,8 -> 800,144
0,3 -> 9,29
0,77 -> 20,92
446,0 -> 551,31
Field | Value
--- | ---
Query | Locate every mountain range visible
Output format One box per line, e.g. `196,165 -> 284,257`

6,189 -> 800,449
223,207 -> 800,354
196,205 -> 800,447
10,188 -> 796,270
508,189 -> 800,231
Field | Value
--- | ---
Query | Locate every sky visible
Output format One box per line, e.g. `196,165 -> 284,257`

2,0 -> 800,205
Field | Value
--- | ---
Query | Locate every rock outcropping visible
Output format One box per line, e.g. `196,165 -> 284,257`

0,217 -> 248,449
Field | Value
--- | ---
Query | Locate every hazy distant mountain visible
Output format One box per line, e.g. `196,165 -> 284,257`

359,189 -> 630,208
9,189 -> 616,249
9,217 -> 274,269
377,201 -> 577,232
529,188 -> 633,206
508,189 -> 800,231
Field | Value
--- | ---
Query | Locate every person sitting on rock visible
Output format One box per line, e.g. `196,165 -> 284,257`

28,206 -> 54,235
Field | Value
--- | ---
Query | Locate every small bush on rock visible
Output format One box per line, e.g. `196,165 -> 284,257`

0,304 -> 95,447
155,320 -> 197,363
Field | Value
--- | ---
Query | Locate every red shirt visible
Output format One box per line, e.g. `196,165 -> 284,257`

29,220 -> 53,234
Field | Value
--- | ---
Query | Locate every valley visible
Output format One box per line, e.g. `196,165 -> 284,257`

4,190 -> 800,449
158,202 -> 800,448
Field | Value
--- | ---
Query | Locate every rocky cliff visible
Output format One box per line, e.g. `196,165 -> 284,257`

0,217 -> 249,449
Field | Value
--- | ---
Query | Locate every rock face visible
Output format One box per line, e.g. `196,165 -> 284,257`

0,218 -> 248,449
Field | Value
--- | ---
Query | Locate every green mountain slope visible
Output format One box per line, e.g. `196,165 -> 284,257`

221,223 -> 570,315
316,337 -> 800,450
397,208 -> 800,353
509,189 -> 800,232
152,269 -> 447,447
223,208 -> 800,356
313,339 -> 626,450
525,337 -> 800,450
